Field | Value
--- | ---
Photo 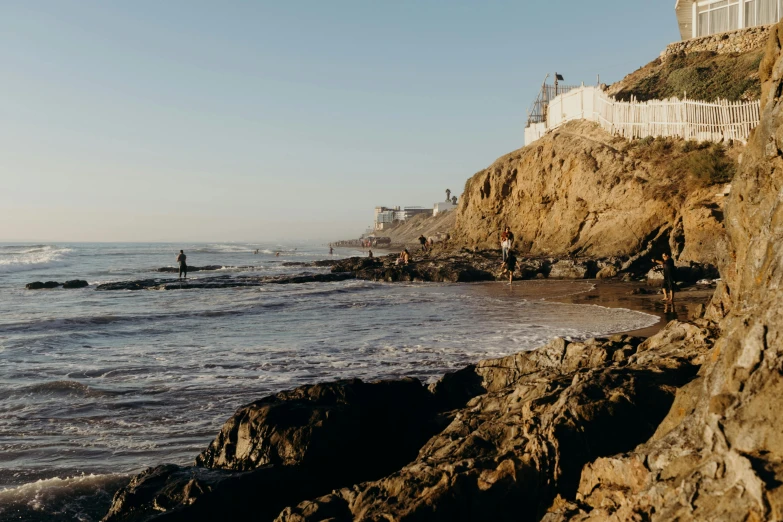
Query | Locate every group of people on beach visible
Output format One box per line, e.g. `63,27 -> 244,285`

495,225 -> 677,300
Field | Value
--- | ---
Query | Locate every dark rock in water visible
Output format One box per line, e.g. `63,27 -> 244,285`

277,323 -> 713,522
282,260 -> 337,268
25,281 -> 60,289
62,279 -> 89,288
156,265 -> 228,273
96,272 -> 356,291
104,378 -> 467,522
197,378 -> 448,472
102,463 -> 338,522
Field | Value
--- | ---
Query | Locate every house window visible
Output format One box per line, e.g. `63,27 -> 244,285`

758,0 -> 778,24
745,0 -> 756,25
698,0 -> 741,35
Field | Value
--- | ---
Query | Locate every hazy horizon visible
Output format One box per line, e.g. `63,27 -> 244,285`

1,1 -> 678,242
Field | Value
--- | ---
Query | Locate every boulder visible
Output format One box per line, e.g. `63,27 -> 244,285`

104,377 -> 473,521
547,259 -> 594,279
596,265 -> 618,279
62,280 -> 89,289
25,281 -> 60,289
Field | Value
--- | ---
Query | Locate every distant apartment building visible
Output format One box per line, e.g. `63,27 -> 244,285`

373,205 -> 432,230
676,0 -> 783,39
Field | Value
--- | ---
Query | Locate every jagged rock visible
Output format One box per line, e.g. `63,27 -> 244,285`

104,378 -> 471,522
156,265 -> 226,273
547,259 -> 594,279
596,265 -> 618,279
62,280 -> 89,288
541,22 -> 783,522
102,463 -> 344,522
195,378 -> 447,472
275,323 -> 710,522
25,281 -> 60,289
96,272 -> 355,291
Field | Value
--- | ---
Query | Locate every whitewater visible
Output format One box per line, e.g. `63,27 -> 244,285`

0,242 -> 658,521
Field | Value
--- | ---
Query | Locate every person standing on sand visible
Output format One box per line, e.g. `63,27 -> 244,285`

176,250 -> 187,279
500,226 -> 514,261
654,252 -> 676,302
418,235 -> 427,252
500,249 -> 517,285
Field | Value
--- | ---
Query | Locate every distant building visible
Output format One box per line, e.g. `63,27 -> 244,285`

433,201 -> 456,216
374,206 -> 399,230
373,205 -> 432,230
398,206 -> 430,221
675,0 -> 783,40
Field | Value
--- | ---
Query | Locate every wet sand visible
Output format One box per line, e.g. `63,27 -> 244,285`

469,279 -> 714,339
547,280 -> 714,338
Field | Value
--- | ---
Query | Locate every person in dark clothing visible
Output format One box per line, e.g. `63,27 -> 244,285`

654,252 -> 676,302
500,250 -> 517,285
176,250 -> 187,279
418,235 -> 427,252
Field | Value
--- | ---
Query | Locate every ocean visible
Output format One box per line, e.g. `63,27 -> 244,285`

0,242 -> 659,521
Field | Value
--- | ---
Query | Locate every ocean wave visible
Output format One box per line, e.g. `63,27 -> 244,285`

0,473 -> 129,522
21,380 -> 120,398
0,245 -> 72,274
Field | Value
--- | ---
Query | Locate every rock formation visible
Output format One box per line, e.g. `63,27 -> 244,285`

26,280 -> 88,289
538,22 -> 783,521
452,120 -> 732,266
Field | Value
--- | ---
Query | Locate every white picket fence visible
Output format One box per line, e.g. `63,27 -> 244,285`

525,85 -> 761,146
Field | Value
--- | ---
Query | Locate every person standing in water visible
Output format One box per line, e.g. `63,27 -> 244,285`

500,249 -> 517,285
176,250 -> 187,279
654,252 -> 676,302
329,245 -> 334,255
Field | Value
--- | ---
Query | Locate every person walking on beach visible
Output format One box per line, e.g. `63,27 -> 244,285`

500,249 -> 517,285
176,250 -> 187,279
654,252 -> 676,302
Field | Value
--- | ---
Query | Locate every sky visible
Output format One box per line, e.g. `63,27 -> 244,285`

0,1 -> 680,242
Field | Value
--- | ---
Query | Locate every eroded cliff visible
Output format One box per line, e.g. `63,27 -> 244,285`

541,22 -> 783,521
453,120 -> 733,266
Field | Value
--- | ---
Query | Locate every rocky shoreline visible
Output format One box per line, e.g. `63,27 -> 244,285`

35,248 -> 715,293
101,319 -> 716,521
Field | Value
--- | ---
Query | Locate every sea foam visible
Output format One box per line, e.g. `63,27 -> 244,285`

0,245 -> 72,273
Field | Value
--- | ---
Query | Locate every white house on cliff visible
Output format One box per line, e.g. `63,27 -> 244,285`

675,0 -> 783,39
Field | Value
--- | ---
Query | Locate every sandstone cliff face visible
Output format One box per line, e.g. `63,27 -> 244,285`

452,120 -> 728,266
540,22 -> 783,521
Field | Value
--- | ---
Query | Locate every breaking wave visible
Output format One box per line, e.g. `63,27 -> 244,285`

0,245 -> 72,274
0,473 -> 129,522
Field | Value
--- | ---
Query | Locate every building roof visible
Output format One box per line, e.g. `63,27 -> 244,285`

675,0 -> 695,41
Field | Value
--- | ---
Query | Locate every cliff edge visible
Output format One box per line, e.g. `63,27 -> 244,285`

453,120 -> 735,266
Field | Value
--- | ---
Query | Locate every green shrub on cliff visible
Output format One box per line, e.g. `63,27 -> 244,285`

611,50 -> 763,102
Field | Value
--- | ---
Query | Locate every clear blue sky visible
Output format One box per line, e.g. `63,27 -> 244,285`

0,1 -> 679,242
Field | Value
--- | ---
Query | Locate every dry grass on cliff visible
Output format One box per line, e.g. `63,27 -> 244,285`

609,50 -> 762,102
627,136 -> 737,202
